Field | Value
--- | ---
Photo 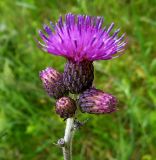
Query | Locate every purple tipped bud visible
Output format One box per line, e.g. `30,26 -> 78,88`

56,97 -> 77,118
63,60 -> 94,94
39,67 -> 68,99
78,88 -> 117,114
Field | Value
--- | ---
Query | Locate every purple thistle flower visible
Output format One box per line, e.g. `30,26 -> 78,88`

78,88 -> 118,114
37,13 -> 126,62
37,13 -> 127,94
39,67 -> 68,99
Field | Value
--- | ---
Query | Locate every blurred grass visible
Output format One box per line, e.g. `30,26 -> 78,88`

0,0 -> 156,159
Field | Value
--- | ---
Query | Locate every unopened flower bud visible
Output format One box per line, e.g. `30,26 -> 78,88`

63,60 -> 94,94
56,97 -> 77,118
78,88 -> 117,114
57,138 -> 65,147
39,67 -> 68,99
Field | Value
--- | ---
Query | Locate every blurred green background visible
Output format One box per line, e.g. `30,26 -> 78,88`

0,0 -> 156,159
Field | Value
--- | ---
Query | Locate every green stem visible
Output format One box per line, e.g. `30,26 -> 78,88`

62,117 -> 74,160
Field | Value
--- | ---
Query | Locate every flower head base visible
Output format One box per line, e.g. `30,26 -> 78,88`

63,60 -> 94,93
39,67 -> 68,99
56,97 -> 77,118
78,88 -> 117,114
38,13 -> 126,63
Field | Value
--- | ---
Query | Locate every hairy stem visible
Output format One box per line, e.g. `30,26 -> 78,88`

62,117 -> 74,160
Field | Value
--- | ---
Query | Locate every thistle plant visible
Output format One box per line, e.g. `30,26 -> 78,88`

37,13 -> 127,160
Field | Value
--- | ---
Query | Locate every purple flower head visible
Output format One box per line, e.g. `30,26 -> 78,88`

56,97 -> 77,118
78,88 -> 118,114
39,67 -> 68,99
37,13 -> 127,62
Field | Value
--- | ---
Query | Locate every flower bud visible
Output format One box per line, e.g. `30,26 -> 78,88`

39,67 -> 68,99
56,97 -> 77,118
63,60 -> 94,94
78,88 -> 117,114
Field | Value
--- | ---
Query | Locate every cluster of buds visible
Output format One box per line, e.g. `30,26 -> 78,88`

38,13 -> 127,119
39,63 -> 118,118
